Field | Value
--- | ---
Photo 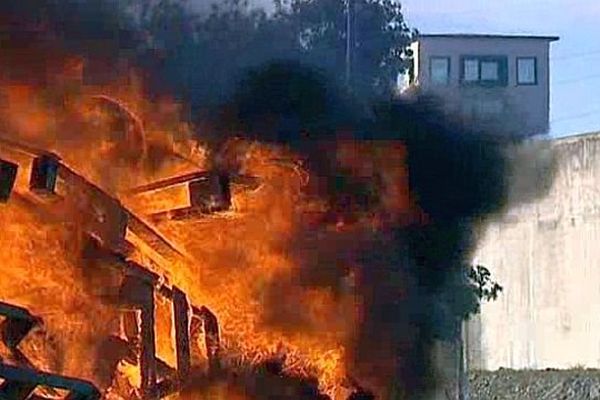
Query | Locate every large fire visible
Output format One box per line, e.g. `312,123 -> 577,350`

0,57 -> 421,400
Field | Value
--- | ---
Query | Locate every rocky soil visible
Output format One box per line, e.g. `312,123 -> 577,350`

469,368 -> 600,399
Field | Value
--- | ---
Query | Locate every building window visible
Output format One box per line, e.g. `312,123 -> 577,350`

429,56 -> 450,85
460,56 -> 508,86
463,59 -> 479,82
481,61 -> 499,81
517,57 -> 537,85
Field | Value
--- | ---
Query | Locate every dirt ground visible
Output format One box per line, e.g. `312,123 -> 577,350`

469,368 -> 600,399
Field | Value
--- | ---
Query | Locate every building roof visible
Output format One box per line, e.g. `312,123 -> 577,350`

553,130 -> 600,144
417,33 -> 559,42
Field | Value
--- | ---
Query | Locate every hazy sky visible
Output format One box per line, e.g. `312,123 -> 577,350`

196,0 -> 600,137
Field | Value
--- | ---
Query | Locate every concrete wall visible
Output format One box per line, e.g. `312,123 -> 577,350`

414,36 -> 554,136
468,132 -> 600,370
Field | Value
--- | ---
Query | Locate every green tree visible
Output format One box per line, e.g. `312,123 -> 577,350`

427,263 -> 503,341
283,0 -> 414,98
132,0 -> 299,109
133,0 -> 415,111
468,264 -> 503,306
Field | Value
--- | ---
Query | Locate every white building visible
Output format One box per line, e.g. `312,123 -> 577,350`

406,34 -> 559,136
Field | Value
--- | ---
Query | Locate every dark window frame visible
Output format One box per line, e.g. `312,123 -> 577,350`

459,55 -> 508,87
516,56 -> 538,86
429,56 -> 451,86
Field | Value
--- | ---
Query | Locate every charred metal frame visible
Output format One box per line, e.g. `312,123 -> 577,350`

29,154 -> 59,194
126,170 -> 259,220
116,262 -> 221,398
0,137 -> 129,250
191,306 -> 220,373
0,136 -> 375,399
118,264 -> 158,397
0,302 -> 101,400
171,288 -> 191,381
0,364 -> 101,400
0,279 -> 222,400
0,136 -> 225,398
0,158 -> 18,202
0,301 -> 41,368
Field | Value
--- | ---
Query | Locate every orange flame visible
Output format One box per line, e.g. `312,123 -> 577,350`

0,56 -> 418,399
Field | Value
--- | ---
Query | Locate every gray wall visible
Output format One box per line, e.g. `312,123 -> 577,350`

413,36 -> 553,136
469,132 -> 600,370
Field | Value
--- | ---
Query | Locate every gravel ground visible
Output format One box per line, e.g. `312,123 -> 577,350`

469,368 -> 600,400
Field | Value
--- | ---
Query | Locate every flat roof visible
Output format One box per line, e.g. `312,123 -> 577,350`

417,33 -> 559,42
553,130 -> 600,144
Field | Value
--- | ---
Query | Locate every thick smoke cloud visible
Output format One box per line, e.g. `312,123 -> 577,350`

0,0 -> 138,83
210,60 -> 555,398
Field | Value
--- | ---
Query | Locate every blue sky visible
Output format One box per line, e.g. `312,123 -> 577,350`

399,0 -> 600,138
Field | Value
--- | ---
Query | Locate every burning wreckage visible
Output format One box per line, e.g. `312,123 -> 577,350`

0,56 -> 525,399
0,89 -> 394,398
0,0 -> 562,396
0,135 -> 227,398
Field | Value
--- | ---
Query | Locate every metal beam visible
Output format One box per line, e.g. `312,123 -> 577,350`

192,306 -> 220,374
0,301 -> 40,350
29,155 -> 59,195
0,159 -> 18,202
172,287 -> 191,382
126,171 -> 258,196
118,267 -> 158,398
0,363 -> 101,400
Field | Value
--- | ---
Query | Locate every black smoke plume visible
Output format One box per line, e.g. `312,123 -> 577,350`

0,0 -> 138,85
207,60 -> 554,398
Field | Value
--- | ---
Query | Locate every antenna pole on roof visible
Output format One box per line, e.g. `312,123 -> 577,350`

345,0 -> 355,90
